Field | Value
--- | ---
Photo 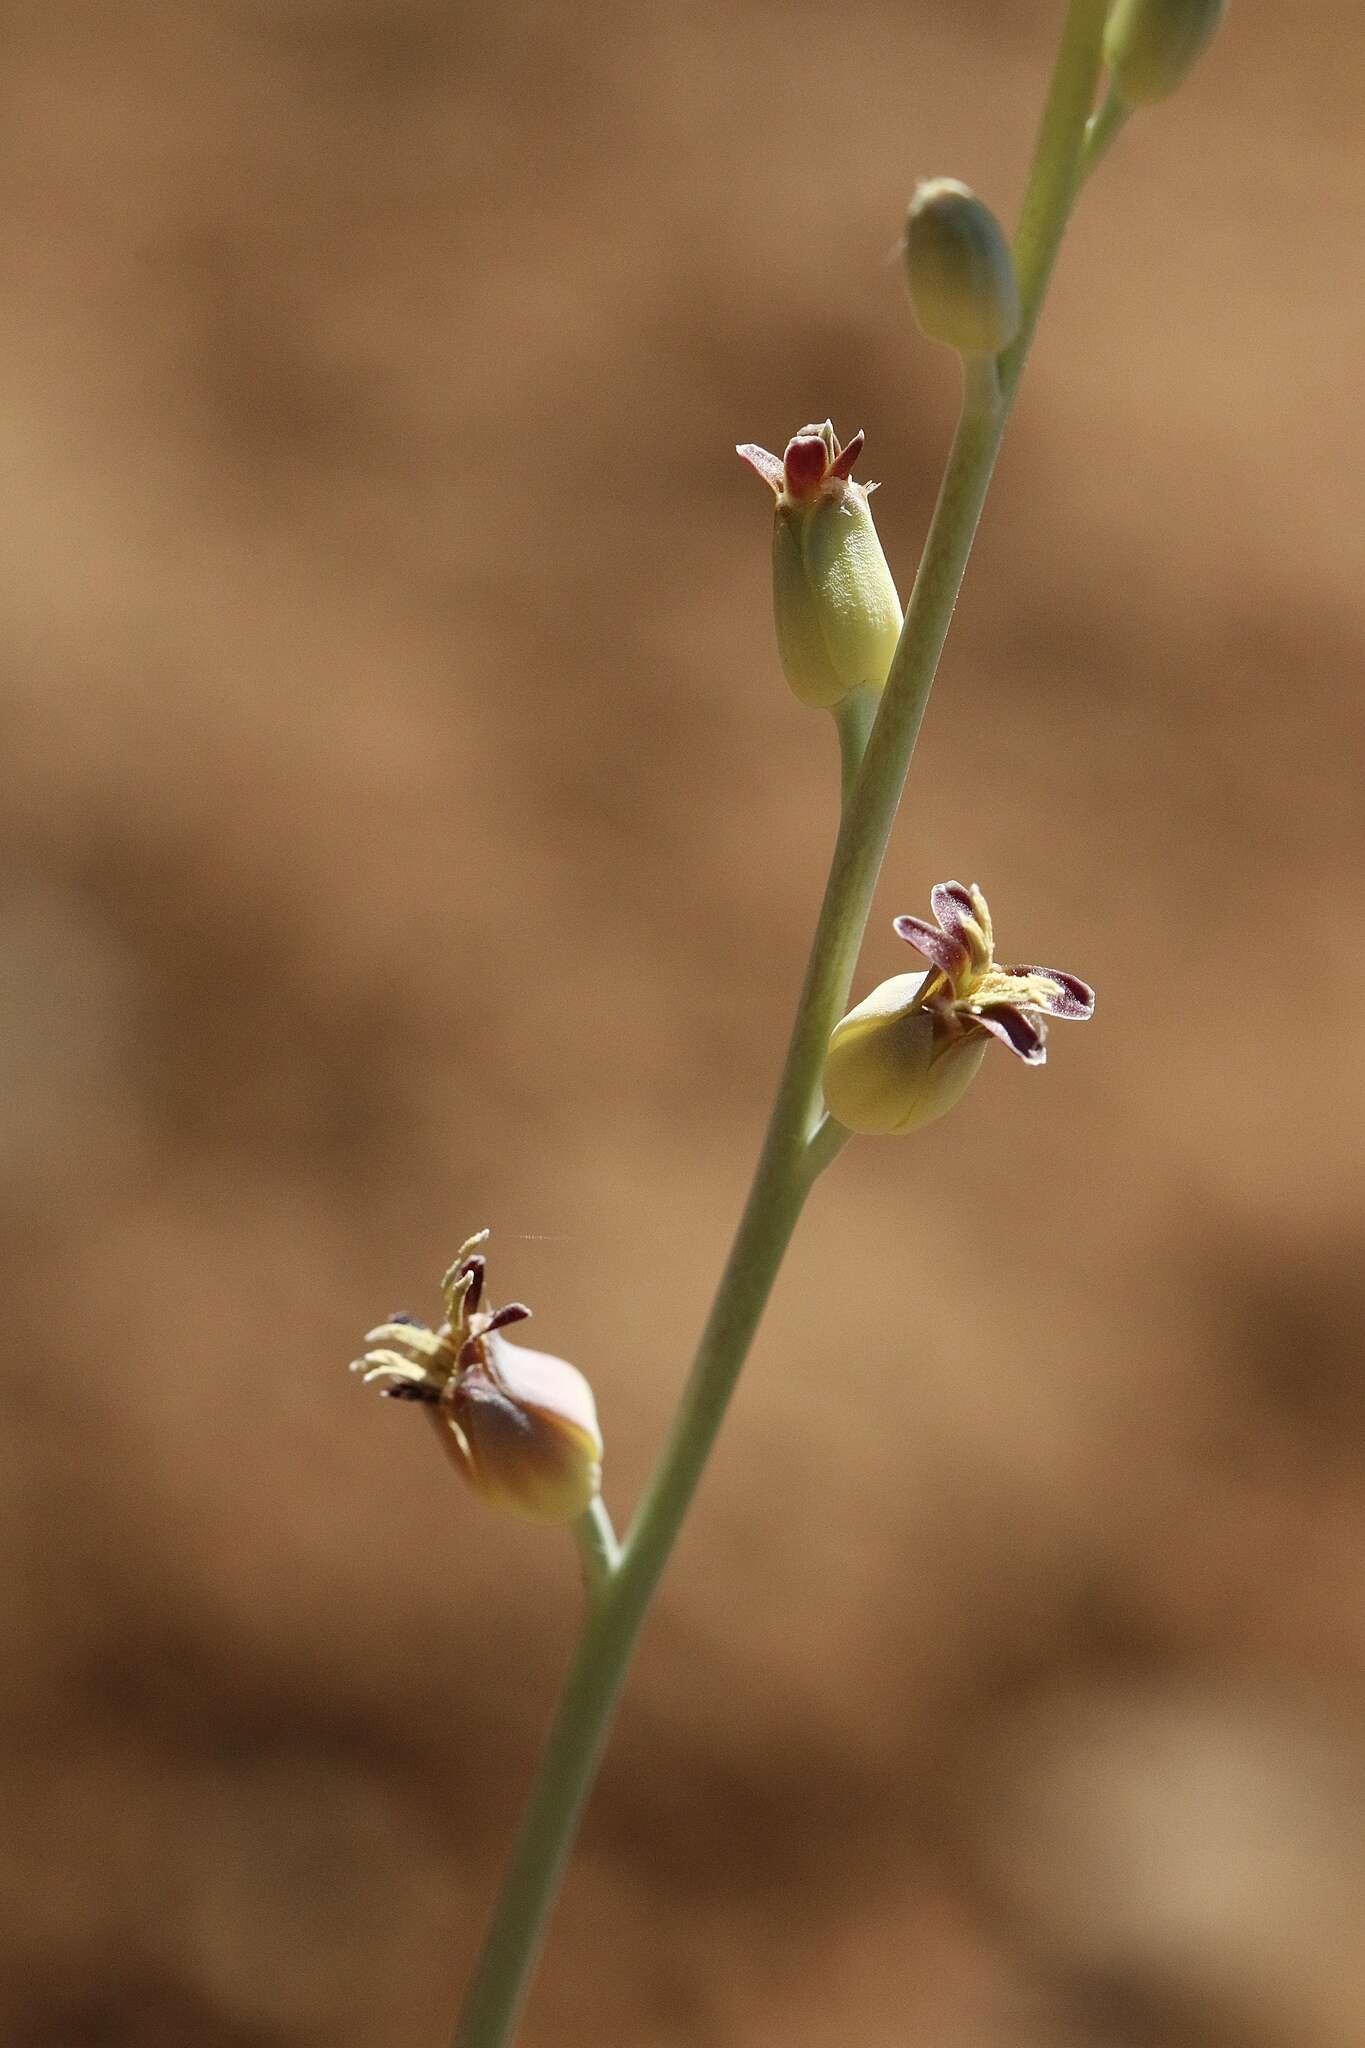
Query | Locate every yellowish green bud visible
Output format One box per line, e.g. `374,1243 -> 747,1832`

738,423 -> 902,710
350,1232 -> 603,1525
1103,0 -> 1227,104
824,970 -> 988,1136
903,180 -> 1020,359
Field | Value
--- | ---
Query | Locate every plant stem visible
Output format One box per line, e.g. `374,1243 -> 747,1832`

804,1111 -> 851,1181
1001,0 -> 1110,398
451,9 -> 1107,2043
573,1497 -> 620,1598
835,684 -> 880,810
1079,87 -> 1132,183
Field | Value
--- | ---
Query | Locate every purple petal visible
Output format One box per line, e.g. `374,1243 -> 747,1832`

736,443 -> 785,493
892,913 -> 969,984
485,1302 -> 533,1334
1009,966 -> 1095,1020
461,1254 -> 487,1313
930,881 -> 978,941
781,433 -> 829,498
974,1002 -> 1048,1065
827,427 -> 866,480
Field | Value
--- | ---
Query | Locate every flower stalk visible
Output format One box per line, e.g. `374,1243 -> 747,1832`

446,7 -> 1113,2044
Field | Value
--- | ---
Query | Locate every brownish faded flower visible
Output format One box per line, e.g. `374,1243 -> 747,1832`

351,1233 -> 603,1524
823,881 -> 1094,1136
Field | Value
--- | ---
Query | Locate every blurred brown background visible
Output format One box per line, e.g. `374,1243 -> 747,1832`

3,2 -> 1363,2044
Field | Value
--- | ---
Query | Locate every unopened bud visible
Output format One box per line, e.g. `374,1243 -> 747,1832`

738,423 -> 902,710
903,180 -> 1020,359
823,971 -> 988,1136
1103,0 -> 1226,104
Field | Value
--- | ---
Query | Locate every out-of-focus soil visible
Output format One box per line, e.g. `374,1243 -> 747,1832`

3,3 -> 1364,2044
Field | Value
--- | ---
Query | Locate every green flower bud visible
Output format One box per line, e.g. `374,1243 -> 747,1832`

738,423 -> 902,710
350,1231 -> 604,1526
1103,0 -> 1227,104
903,180 -> 1020,359
823,970 -> 988,1135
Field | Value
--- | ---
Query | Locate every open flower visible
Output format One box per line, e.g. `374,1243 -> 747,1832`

738,421 -> 902,710
823,881 -> 1094,1135
351,1233 -> 603,1523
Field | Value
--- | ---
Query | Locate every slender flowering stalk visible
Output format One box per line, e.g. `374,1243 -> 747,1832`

344,4 -> 1228,2041
447,14 -> 1109,2034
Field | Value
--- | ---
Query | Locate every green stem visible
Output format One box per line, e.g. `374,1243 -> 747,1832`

451,9 -> 1107,2043
834,684 -> 880,810
1000,0 -> 1110,400
573,1497 -> 620,1599
804,1111 -> 852,1181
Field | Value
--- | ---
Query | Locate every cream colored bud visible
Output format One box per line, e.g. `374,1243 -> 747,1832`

823,972 -> 987,1136
1103,0 -> 1226,104
445,1334 -> 603,1524
771,504 -> 845,708
739,425 -> 902,710
903,180 -> 1020,358
808,493 -> 902,691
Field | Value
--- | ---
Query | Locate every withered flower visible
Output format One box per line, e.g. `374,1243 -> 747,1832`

823,881 -> 1094,1136
351,1233 -> 603,1524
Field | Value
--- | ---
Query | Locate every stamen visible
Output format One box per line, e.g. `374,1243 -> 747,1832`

363,1322 -> 448,1358
442,1266 -> 475,1322
357,1347 -> 436,1383
447,1227 -> 491,1274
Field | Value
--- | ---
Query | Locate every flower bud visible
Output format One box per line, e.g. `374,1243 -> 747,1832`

903,180 -> 1020,359
1103,0 -> 1226,105
738,423 -> 902,709
446,1333 -> 603,1524
823,970 -> 988,1136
